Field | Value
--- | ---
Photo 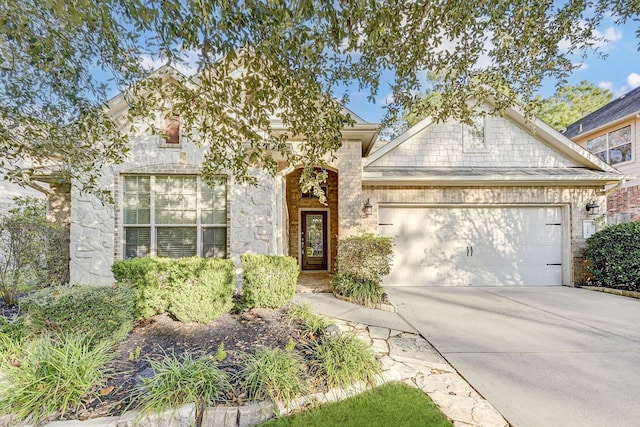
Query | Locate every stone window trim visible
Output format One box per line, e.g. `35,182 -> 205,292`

113,171 -> 230,261
157,116 -> 183,148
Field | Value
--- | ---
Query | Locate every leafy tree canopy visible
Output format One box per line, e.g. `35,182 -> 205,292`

1,0 -> 638,195
533,80 -> 613,131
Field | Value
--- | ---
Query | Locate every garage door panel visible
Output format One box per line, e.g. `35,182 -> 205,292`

380,206 -> 564,287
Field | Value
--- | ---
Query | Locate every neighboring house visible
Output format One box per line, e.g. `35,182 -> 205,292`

35,68 -> 627,287
564,85 -> 640,224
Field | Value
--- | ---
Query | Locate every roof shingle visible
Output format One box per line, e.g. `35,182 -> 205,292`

564,85 -> 640,139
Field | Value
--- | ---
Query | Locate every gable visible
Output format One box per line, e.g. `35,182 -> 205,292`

367,115 -> 579,169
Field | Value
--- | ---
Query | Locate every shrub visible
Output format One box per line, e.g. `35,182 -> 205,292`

313,333 -> 380,388
112,258 -> 170,319
0,334 -> 113,424
287,304 -> 328,338
331,234 -> 393,306
331,272 -> 385,306
0,197 -> 67,306
22,285 -> 135,345
241,254 -> 299,309
138,354 -> 230,416
239,347 -> 307,403
584,222 -> 640,291
112,257 -> 235,323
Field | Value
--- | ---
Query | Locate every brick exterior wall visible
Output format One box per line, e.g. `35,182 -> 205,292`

607,185 -> 640,224
286,168 -> 339,270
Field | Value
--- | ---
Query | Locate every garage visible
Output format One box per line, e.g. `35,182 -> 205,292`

379,206 -> 564,286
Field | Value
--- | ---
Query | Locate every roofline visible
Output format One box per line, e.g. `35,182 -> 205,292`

564,111 -> 640,140
362,174 -> 629,187
491,99 -> 621,174
365,115 -> 434,165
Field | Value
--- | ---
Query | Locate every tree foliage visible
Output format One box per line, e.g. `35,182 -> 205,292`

0,197 -> 66,305
534,80 -> 613,130
1,0 -> 638,194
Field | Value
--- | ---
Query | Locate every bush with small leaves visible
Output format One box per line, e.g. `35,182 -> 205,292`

585,222 -> 640,291
112,257 -> 234,323
241,254 -> 299,309
331,234 -> 393,306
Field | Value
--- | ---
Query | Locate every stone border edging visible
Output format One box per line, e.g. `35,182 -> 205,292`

580,286 -> 640,299
2,317 -> 508,427
332,293 -> 397,313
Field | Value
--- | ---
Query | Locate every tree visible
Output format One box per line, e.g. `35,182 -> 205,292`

1,0 -> 638,194
534,81 -> 613,130
0,197 -> 65,305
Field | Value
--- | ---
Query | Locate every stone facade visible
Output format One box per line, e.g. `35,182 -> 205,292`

70,133 -> 284,285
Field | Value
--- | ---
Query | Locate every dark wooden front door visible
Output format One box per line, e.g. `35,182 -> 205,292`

301,211 -> 328,270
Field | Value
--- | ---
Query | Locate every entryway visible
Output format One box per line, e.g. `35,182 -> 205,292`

301,211 -> 328,270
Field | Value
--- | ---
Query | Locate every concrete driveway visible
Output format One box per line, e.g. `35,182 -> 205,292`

386,286 -> 640,427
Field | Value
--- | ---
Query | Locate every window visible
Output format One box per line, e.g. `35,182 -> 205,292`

123,175 -> 227,259
586,125 -> 632,165
462,116 -> 487,153
164,116 -> 181,144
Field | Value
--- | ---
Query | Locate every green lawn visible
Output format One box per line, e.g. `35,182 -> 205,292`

260,382 -> 453,427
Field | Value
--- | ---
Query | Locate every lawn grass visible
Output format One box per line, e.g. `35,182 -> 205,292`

260,382 -> 452,427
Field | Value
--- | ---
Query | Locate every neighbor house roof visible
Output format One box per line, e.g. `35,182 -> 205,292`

564,86 -> 640,139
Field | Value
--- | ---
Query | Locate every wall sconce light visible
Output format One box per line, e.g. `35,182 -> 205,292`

586,200 -> 600,215
364,198 -> 373,216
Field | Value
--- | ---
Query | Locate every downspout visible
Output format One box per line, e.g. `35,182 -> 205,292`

598,178 -> 629,196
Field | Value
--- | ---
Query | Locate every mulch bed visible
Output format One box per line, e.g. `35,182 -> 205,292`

0,303 -> 326,422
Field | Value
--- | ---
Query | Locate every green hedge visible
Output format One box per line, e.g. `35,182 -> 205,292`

241,254 -> 299,309
22,285 -> 135,345
112,257 -> 235,323
585,222 -> 640,291
331,234 -> 393,305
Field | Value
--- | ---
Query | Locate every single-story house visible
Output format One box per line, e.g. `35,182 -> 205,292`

37,69 -> 628,288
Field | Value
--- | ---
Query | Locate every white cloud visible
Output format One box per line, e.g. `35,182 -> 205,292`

627,73 -> 640,89
592,27 -> 623,49
598,81 -> 614,91
138,51 -> 199,76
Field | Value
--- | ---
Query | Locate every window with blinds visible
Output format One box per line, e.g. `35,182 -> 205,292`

123,175 -> 227,259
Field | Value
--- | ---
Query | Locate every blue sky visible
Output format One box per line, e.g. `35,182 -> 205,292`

137,15 -> 639,125
346,17 -> 640,123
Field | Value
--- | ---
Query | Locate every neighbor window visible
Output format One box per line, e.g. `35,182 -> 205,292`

586,125 -> 632,165
123,175 -> 227,259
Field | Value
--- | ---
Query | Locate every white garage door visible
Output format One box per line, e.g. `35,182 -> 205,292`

379,206 -> 563,286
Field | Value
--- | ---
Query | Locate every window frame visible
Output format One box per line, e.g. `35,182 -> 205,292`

121,174 -> 228,259
586,125 -> 632,166
462,116 -> 488,153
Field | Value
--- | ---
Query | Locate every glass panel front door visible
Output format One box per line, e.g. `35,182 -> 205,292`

301,211 -> 328,270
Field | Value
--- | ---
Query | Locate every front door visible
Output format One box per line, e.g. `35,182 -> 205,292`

301,211 -> 328,270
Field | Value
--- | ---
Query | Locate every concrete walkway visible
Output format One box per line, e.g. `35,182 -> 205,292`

294,293 -> 508,427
